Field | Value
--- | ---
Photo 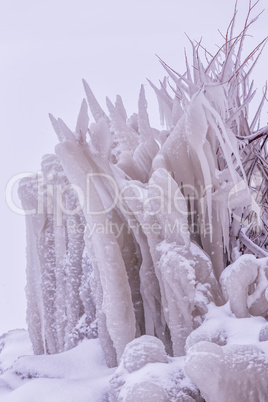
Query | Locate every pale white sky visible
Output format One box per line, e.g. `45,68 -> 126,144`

0,0 -> 267,334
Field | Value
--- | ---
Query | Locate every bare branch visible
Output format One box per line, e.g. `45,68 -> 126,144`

236,125 -> 268,143
239,227 -> 268,257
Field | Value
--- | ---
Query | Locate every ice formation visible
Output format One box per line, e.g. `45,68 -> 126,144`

109,335 -> 203,402
12,1 -> 268,400
185,341 -> 268,402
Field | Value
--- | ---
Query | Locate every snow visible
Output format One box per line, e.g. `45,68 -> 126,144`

1,271 -> 268,400
0,333 -> 113,402
109,335 -> 202,401
10,3 -> 268,401
0,332 -> 203,401
220,255 -> 268,318
0,330 -> 32,374
185,302 -> 268,401
185,340 -> 268,402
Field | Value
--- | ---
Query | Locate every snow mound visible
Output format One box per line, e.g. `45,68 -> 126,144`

120,335 -> 168,373
0,337 -> 114,402
109,335 -> 203,401
185,341 -> 268,402
220,255 -> 268,318
185,301 -> 268,401
0,330 -> 32,374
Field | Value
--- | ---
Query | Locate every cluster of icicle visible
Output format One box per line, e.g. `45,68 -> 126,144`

19,3 -> 268,400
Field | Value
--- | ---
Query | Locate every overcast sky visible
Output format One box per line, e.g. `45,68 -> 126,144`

1,0 -> 267,335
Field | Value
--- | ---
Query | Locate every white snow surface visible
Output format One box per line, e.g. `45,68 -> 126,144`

0,331 -> 202,401
0,332 -> 113,401
2,303 -> 268,402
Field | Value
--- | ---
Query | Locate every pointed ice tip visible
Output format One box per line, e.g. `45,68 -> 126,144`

81,98 -> 88,109
156,55 -> 165,65
106,97 -> 114,113
106,96 -> 113,105
48,112 -> 56,122
48,113 -> 65,142
82,79 -> 90,91
147,78 -> 157,90
82,79 -> 109,123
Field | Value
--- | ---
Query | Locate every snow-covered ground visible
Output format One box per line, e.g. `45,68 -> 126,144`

0,331 -> 113,401
0,329 -> 196,401
1,298 -> 268,401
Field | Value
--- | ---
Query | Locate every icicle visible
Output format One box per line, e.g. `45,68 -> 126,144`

89,116 -> 112,158
82,79 -> 109,123
106,96 -> 139,155
75,98 -> 89,141
58,118 -> 75,143
48,113 -> 65,142
138,85 -> 152,140
115,94 -> 127,122
147,78 -> 173,128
